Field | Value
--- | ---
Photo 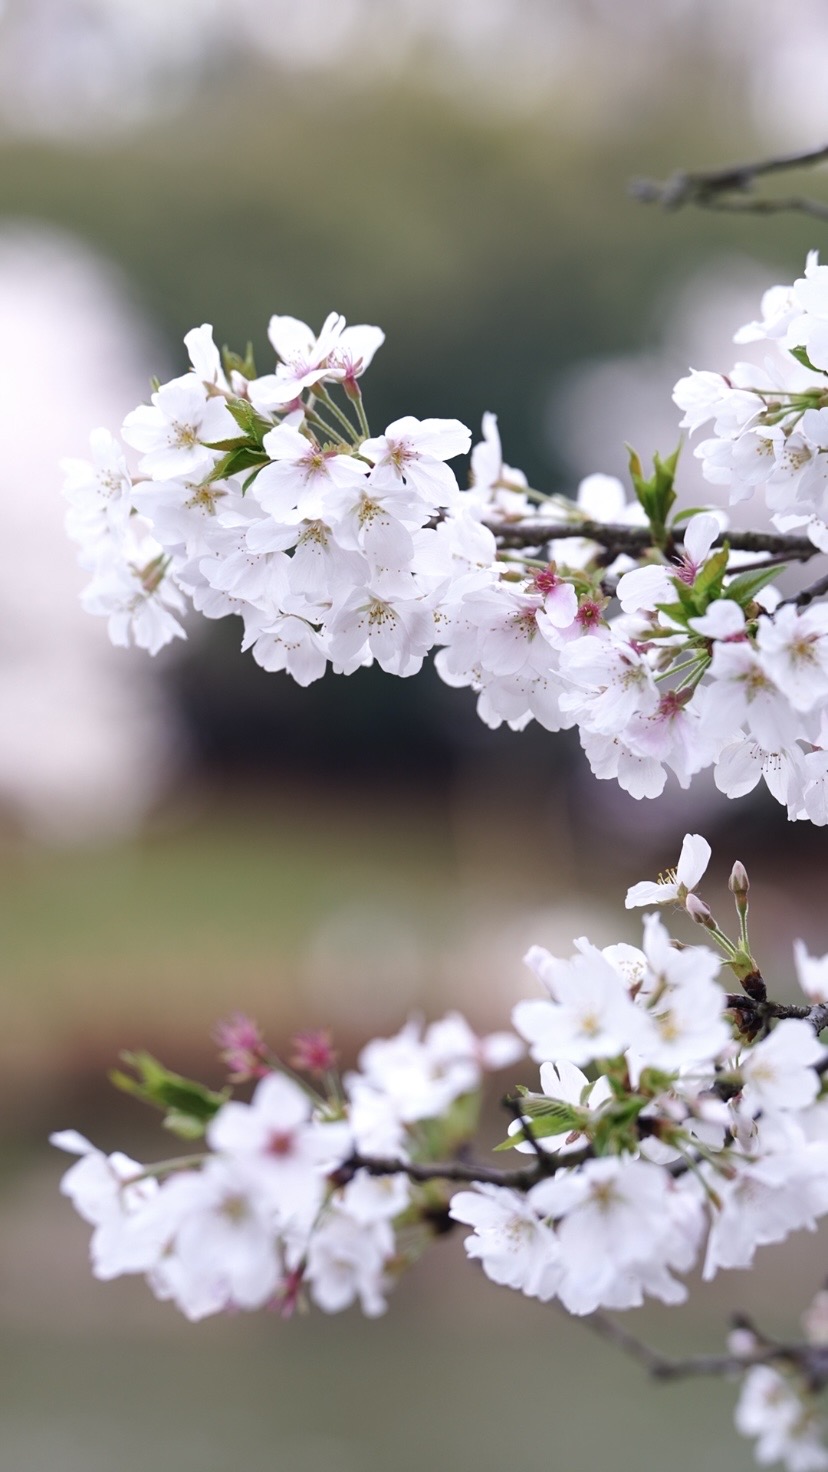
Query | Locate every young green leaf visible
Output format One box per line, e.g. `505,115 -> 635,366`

725,564 -> 785,607
789,345 -> 828,376
110,1051 -> 230,1139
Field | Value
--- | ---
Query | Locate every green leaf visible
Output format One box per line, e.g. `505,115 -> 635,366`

655,599 -> 691,628
626,442 -> 681,545
725,564 -> 785,607
790,345 -> 828,376
224,396 -> 272,445
110,1052 -> 230,1139
207,446 -> 269,484
241,465 -> 267,493
671,505 -> 714,525
494,1097 -> 584,1150
202,435 -> 255,452
689,544 -> 730,611
222,342 -> 258,382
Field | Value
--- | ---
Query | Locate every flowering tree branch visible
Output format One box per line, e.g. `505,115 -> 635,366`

52,835 -> 828,1469
630,142 -> 828,220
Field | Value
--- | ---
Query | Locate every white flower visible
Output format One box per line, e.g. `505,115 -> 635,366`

207,1071 -> 350,1226
633,912 -> 729,1071
327,587 -> 437,677
558,636 -> 659,735
349,1015 -> 482,1126
449,1185 -> 561,1300
62,428 -> 133,543
184,323 -> 230,391
625,832 -> 711,909
245,615 -> 328,686
253,421 -> 369,523
530,1157 -> 697,1314
687,599 -> 746,641
736,1365 -> 828,1472
151,1158 -> 283,1318
740,1020 -> 823,1115
51,1131 -> 163,1280
359,416 -> 471,506
121,373 -> 237,480
248,312 -> 383,411
794,940 -> 828,1005
468,411 -> 529,517
304,1207 -> 393,1317
756,605 -> 828,712
513,940 -> 646,1066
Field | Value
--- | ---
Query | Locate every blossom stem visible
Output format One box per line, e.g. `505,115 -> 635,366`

129,1153 -> 209,1182
304,406 -> 349,447
352,390 -> 371,441
313,386 -> 361,443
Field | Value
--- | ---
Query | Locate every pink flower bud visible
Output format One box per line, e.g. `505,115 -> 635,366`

214,1012 -> 270,1082
289,1028 -> 338,1075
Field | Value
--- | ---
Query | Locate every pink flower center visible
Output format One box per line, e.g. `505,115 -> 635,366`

576,600 -> 602,630
268,1130 -> 296,1158
532,567 -> 560,597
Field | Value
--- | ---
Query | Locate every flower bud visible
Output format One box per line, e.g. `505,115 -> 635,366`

685,892 -> 715,929
727,1327 -> 759,1359
729,861 -> 750,900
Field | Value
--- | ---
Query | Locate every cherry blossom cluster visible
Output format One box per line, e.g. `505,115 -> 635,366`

674,251 -> 828,550
54,836 -> 828,1470
53,1012 -> 523,1321
61,277 -> 828,821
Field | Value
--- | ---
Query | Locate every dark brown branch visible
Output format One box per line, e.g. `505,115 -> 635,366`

333,1146 -> 589,1193
630,143 -> 828,219
487,517 -> 819,561
723,994 -> 828,1034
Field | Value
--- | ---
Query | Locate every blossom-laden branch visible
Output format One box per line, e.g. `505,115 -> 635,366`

332,1141 -> 584,1193
62,257 -> 828,829
630,141 -> 828,220
53,837 -> 828,1470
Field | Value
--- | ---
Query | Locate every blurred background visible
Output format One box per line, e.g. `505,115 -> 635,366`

3,2 -> 828,1468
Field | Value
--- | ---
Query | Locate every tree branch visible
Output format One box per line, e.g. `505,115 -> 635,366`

333,1145 -> 589,1193
579,1311 -> 828,1385
723,994 -> 828,1034
630,143 -> 828,219
487,517 -> 819,561
782,570 -> 828,609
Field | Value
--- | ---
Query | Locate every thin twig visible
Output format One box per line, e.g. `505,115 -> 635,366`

781,571 -> 828,609
630,142 -> 828,218
579,1312 -> 828,1384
